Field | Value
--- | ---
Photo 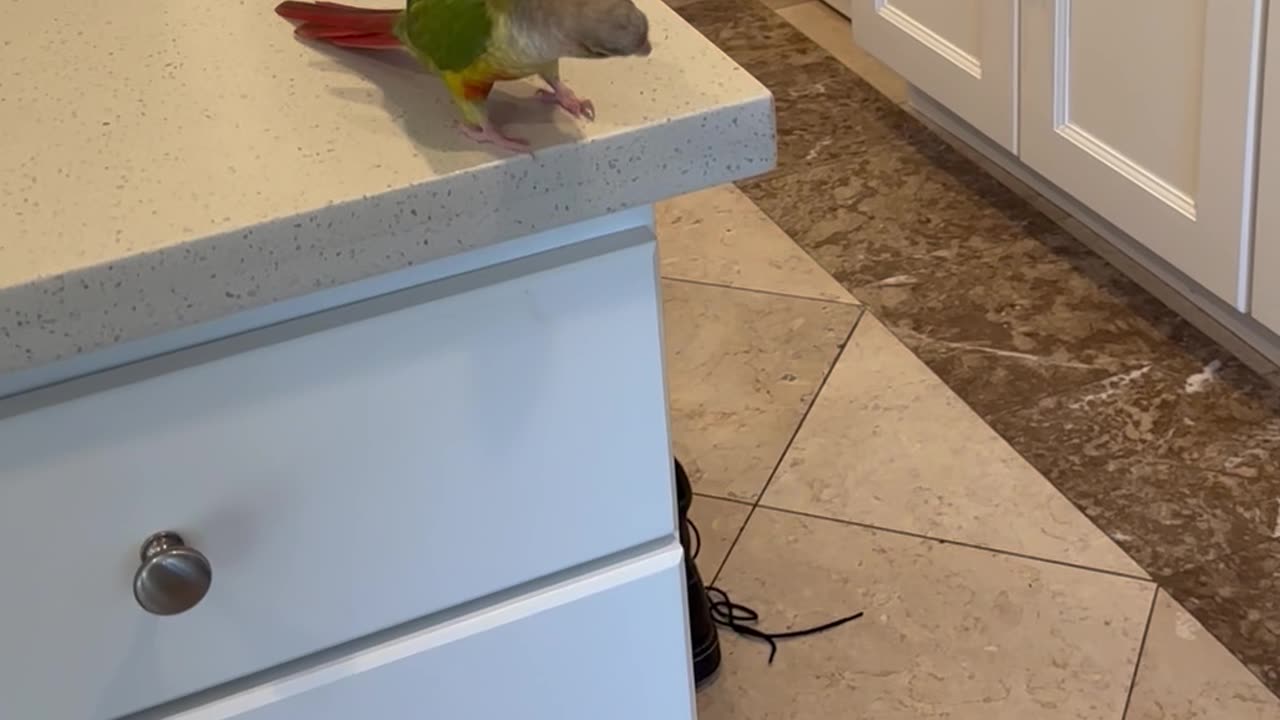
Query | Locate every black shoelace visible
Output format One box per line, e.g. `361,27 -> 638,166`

687,517 -> 864,664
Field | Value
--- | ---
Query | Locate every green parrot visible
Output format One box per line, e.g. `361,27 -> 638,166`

275,0 -> 652,150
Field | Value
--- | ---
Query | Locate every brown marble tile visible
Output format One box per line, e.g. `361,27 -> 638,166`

675,0 -> 829,72
1029,459 -> 1280,578
869,255 -> 1221,416
776,2 -> 909,104
899,337 -> 1116,418
989,362 -> 1280,578
741,145 -> 1217,415
676,0 -> 930,175
673,0 -> 906,146
1164,541 -> 1280,697
696,0 -> 1223,417
764,61 -> 930,175
992,360 -> 1280,484
905,107 -> 1074,226
741,146 -> 1055,290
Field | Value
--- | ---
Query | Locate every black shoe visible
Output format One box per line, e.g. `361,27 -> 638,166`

675,458 -> 722,687
674,458 -> 864,682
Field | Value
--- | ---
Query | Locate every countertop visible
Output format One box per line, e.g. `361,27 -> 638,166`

0,0 -> 774,377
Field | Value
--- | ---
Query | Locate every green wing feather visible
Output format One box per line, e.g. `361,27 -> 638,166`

402,0 -> 493,72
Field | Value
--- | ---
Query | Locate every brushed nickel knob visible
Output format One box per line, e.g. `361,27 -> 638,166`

133,531 -> 212,616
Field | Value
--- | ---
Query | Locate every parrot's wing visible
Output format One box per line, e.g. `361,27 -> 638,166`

403,0 -> 493,72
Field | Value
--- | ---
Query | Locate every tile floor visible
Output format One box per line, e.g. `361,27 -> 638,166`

657,0 -> 1280,716
660,186 -> 1274,719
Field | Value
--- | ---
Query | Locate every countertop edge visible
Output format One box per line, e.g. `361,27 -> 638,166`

0,93 -> 776,377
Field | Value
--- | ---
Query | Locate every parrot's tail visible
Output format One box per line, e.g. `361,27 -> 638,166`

274,1 -> 402,49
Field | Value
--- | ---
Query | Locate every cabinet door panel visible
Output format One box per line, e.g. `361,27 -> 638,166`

1250,5 -> 1280,333
150,547 -> 693,720
0,233 -> 675,720
851,0 -> 1016,150
1020,0 -> 1264,307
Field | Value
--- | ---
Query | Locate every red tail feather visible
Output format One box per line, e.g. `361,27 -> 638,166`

274,1 -> 402,49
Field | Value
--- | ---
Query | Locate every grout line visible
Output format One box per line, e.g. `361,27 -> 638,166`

692,491 -> 756,508
661,275 -> 862,307
689,0 -> 1280,700
708,307 -> 866,585
721,53 -> 1161,588
1120,587 -> 1161,719
735,153 -> 865,187
699,4 -> 1280,702
751,502 -> 1156,584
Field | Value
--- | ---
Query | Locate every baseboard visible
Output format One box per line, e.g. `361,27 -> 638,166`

907,86 -> 1280,380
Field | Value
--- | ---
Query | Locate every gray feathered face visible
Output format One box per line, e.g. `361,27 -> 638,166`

566,0 -> 651,58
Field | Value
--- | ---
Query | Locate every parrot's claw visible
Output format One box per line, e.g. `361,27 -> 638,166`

537,85 -> 596,121
459,122 -> 530,153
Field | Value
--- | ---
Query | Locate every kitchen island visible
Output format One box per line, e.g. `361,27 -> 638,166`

0,0 -> 775,716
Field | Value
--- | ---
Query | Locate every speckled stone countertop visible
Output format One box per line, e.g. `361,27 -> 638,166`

0,0 -> 773,377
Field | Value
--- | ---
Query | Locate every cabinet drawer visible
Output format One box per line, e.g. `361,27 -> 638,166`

0,235 -> 675,720
146,545 -> 693,720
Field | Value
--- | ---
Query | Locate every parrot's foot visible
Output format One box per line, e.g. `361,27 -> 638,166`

537,82 -> 596,121
458,122 -> 530,152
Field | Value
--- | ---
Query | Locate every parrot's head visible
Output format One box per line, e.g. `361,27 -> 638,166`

560,0 -> 651,59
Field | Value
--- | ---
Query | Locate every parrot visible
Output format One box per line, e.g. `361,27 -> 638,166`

274,0 -> 652,151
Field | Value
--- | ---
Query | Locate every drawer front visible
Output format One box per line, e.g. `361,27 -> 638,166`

148,545 -> 694,720
0,235 -> 675,719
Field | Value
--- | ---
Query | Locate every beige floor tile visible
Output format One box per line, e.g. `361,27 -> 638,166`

697,509 -> 1155,720
762,315 -> 1147,576
1126,591 -> 1280,720
657,185 -> 857,304
688,495 -> 752,577
776,1 -> 908,104
663,280 -> 861,501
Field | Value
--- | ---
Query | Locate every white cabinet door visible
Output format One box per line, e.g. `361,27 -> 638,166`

146,546 -> 694,720
1020,0 -> 1265,308
851,0 -> 1017,150
0,231 -> 675,720
1251,6 -> 1280,333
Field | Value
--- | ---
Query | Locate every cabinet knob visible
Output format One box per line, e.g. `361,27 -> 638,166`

133,531 -> 212,616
